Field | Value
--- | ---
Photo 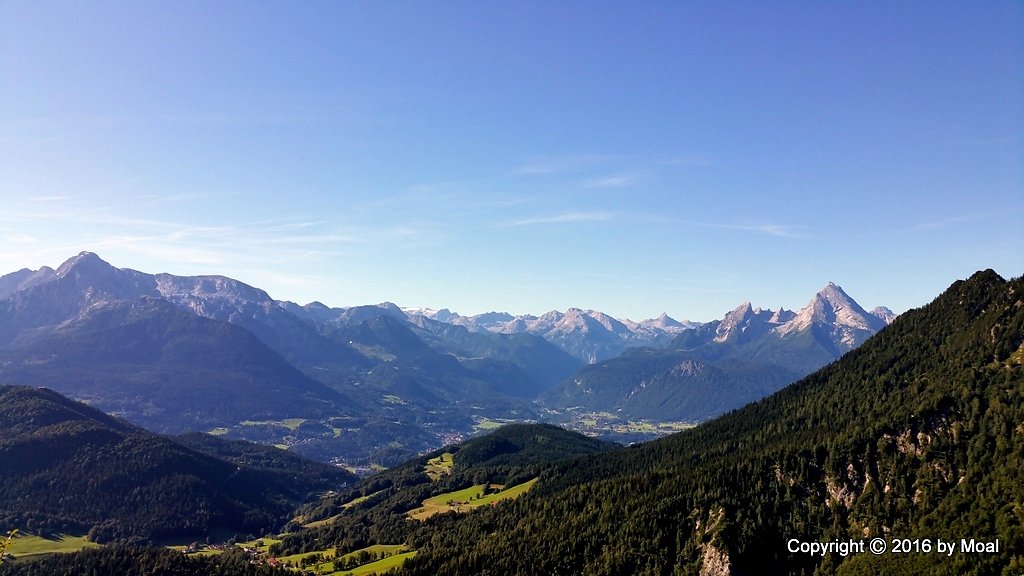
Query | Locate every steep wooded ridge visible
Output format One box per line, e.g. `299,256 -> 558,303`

387,270 -> 1022,575
272,424 -> 617,556
0,385 -> 355,542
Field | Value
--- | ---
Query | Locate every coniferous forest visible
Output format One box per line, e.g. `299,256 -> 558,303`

387,270 -> 1023,575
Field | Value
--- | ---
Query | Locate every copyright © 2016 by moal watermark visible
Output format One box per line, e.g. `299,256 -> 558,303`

787,537 -> 1002,557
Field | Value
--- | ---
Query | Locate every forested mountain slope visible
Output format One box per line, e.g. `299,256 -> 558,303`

0,386 -> 355,543
272,424 -> 617,556
393,270 -> 1023,575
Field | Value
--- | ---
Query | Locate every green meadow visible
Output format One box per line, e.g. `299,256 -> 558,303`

336,550 -> 416,576
3,533 -> 99,558
276,544 -> 411,575
341,489 -> 385,510
407,478 -> 537,521
423,452 -> 453,481
236,537 -> 281,554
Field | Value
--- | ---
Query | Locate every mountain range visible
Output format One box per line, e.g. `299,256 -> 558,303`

0,253 -> 893,462
394,269 -> 1022,575
405,306 -> 698,363
539,282 -> 896,420
246,269 -> 1024,575
0,268 -> 1018,575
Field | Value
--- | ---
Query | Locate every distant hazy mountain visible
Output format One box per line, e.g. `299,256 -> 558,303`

0,295 -> 355,432
403,314 -> 584,398
670,282 -> 893,374
0,254 -> 575,462
0,265 -> 55,300
0,253 -> 896,462
407,306 -> 699,363
0,252 -> 367,373
541,282 -> 895,420
539,348 -> 800,421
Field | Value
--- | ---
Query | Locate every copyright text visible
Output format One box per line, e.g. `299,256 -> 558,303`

787,537 -> 1000,557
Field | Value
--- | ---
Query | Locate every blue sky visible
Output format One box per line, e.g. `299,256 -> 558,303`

1,2 -> 1021,321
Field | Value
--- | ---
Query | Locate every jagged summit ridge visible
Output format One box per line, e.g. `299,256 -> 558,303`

3,254 -> 896,367
54,251 -> 107,276
775,281 -> 887,348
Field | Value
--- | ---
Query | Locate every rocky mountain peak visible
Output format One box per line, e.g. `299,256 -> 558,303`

55,251 -> 114,278
773,282 -> 886,349
714,302 -> 763,343
870,306 -> 897,324
0,266 -> 56,300
768,307 -> 795,324
815,281 -> 856,307
641,312 -> 691,331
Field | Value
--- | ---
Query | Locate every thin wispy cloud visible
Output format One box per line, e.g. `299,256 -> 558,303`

134,192 -> 235,207
502,211 -> 614,227
672,220 -> 805,239
364,183 -> 529,216
26,195 -> 74,203
715,223 -> 802,238
513,154 -> 611,175
110,241 -> 230,266
579,174 -> 639,190
257,220 -> 330,233
0,206 -> 184,230
908,214 -> 986,233
261,233 -> 363,245
659,155 -> 712,167
0,196 -> 439,277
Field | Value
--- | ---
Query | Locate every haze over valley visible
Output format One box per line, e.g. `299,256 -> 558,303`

0,252 -> 897,465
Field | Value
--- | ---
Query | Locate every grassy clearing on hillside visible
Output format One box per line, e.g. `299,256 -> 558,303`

277,547 -> 336,566
302,513 -> 341,529
474,477 -> 537,505
239,418 -> 305,430
348,343 -> 397,362
183,548 -> 223,557
407,478 -> 537,521
472,417 -> 505,431
280,418 -> 306,430
4,533 -> 99,558
341,489 -> 385,510
423,452 -> 453,481
564,411 -> 696,436
276,544 -> 409,575
336,551 -> 416,576
236,537 -> 281,554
